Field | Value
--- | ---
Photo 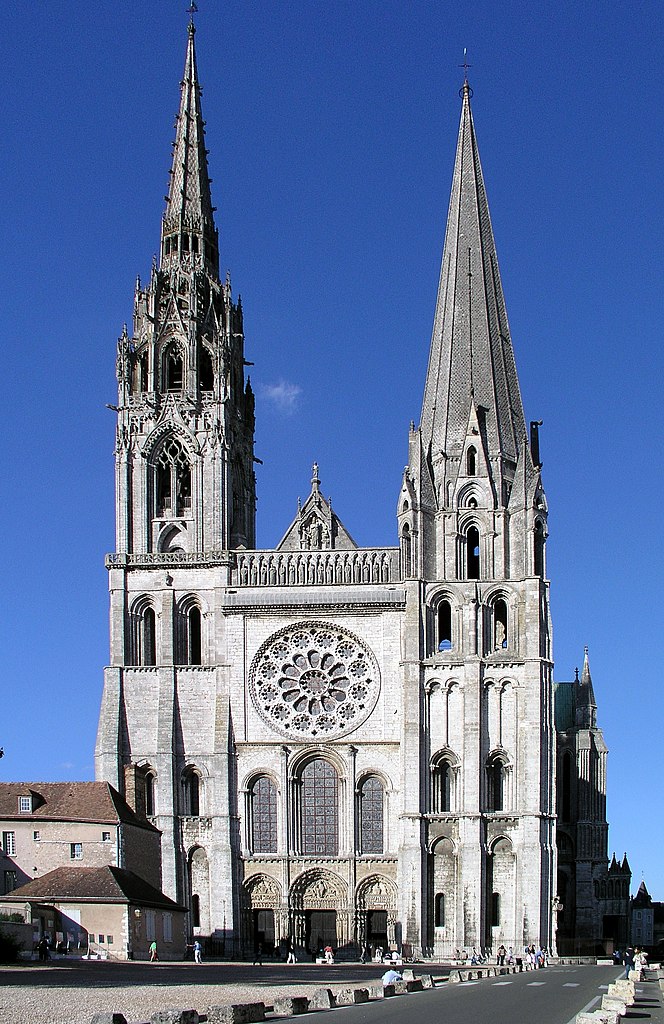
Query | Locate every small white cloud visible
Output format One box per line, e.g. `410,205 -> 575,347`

259,379 -> 302,415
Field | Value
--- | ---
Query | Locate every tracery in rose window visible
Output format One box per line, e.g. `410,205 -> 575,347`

249,622 -> 380,740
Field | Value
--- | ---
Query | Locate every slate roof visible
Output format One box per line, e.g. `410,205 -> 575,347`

0,782 -> 158,832
2,866 -> 185,911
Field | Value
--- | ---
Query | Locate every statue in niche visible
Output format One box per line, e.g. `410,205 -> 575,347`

309,878 -> 327,899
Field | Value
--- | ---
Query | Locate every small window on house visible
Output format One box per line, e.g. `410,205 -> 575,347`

4,870 -> 17,893
107,935 -> 113,945
435,892 -> 445,927
2,832 -> 16,856
98,934 -> 105,943
18,796 -> 32,813
491,892 -> 500,927
163,912 -> 173,942
102,832 -> 111,842
466,446 -> 477,475
437,600 -> 452,651
70,842 -> 83,860
466,526 -> 480,579
494,599 -> 508,650
33,831 -> 40,842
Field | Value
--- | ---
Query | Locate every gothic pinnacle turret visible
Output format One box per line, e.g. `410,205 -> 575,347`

161,21 -> 219,277
419,81 -> 527,499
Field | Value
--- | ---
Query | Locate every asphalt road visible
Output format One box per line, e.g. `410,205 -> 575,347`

2,960 -> 663,1024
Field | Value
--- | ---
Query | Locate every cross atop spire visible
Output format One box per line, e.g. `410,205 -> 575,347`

161,20 -> 219,277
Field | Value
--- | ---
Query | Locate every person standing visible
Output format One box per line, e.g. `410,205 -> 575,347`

193,939 -> 202,964
623,946 -> 635,979
149,940 -> 158,962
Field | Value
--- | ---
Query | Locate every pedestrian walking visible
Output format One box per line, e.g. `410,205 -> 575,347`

149,940 -> 159,962
193,939 -> 202,964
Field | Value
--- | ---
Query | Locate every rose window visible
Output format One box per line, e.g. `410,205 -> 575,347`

249,622 -> 380,739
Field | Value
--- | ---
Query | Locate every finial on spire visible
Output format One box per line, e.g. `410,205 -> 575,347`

188,1 -> 198,31
458,48 -> 473,96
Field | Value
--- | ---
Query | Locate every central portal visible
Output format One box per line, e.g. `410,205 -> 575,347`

305,910 -> 337,954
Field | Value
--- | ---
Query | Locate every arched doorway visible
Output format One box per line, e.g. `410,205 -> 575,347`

290,870 -> 348,956
243,874 -> 282,957
355,875 -> 397,958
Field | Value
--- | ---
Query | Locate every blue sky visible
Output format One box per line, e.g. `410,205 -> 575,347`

1,1 -> 662,897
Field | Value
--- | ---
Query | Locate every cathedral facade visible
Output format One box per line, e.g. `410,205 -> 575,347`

95,25 -> 621,958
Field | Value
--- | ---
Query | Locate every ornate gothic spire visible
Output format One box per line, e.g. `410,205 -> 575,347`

419,82 -> 526,473
576,646 -> 598,728
161,22 -> 219,276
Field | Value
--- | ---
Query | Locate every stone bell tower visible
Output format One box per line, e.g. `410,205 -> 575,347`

397,79 -> 556,955
96,22 -> 255,918
113,21 -> 255,559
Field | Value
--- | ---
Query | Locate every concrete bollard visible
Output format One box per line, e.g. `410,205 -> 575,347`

601,996 -> 628,1016
335,988 -> 369,1005
405,980 -> 423,992
402,968 -> 415,981
448,970 -> 461,983
628,969 -> 642,982
576,1012 -> 620,1024
91,1016 -> 128,1024
273,998 -> 309,1016
377,984 -> 395,998
151,1013 -> 199,1024
308,990 -> 335,1010
608,981 -> 634,1002
206,1004 -> 266,1024
419,974 -> 434,988
392,981 -> 409,994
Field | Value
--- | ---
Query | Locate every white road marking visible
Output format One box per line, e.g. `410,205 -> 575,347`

528,981 -> 546,986
563,983 -> 580,987
492,981 -> 512,986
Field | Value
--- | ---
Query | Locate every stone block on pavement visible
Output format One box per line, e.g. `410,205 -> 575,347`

419,974 -> 434,988
91,1016 -> 128,1024
335,988 -> 369,1005
273,997 -> 309,1016
308,990 -> 335,1010
151,1012 -> 199,1024
601,996 -> 627,1016
448,969 -> 461,983
406,980 -> 423,992
206,1003 -> 266,1024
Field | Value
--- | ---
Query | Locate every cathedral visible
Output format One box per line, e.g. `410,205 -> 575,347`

95,23 -> 628,959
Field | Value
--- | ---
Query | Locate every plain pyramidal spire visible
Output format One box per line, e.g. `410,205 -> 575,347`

161,20 -> 219,275
419,78 -> 526,472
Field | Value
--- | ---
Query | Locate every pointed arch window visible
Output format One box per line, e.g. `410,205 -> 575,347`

437,600 -> 453,651
486,754 -> 507,812
466,526 -> 480,580
401,524 -> 412,578
534,520 -> 545,577
164,347 -> 183,391
300,759 -> 338,856
183,769 -> 201,817
493,599 -> 508,650
466,446 -> 477,476
199,345 -> 214,392
358,776 -> 384,854
431,754 -> 456,813
251,776 -> 277,854
178,601 -> 203,665
141,607 -> 156,666
154,437 -> 192,517
145,771 -> 156,817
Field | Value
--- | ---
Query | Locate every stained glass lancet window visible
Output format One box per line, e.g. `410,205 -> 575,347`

301,759 -> 338,856
359,776 -> 384,853
252,776 -> 277,854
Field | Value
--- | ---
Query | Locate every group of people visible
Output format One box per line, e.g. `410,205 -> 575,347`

623,946 -> 648,978
453,944 -> 547,968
